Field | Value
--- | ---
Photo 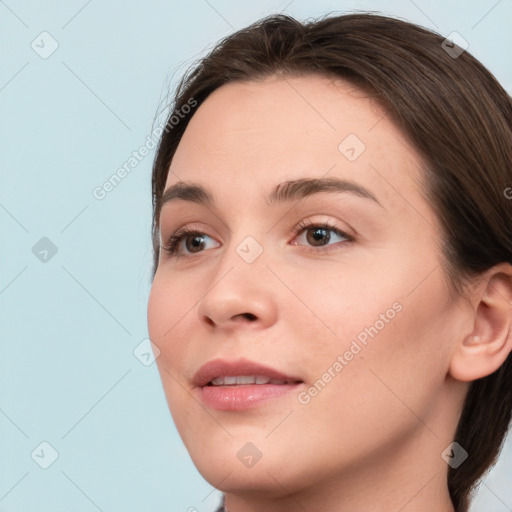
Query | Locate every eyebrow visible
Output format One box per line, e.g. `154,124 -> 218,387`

158,177 -> 383,213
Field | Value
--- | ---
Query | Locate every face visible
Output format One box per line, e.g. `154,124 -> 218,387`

147,74 -> 468,496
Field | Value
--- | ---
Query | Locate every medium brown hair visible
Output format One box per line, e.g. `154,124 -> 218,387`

150,13 -> 512,511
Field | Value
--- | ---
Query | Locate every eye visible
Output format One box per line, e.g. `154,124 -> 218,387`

291,219 -> 353,249
161,219 -> 354,260
162,225 -> 220,258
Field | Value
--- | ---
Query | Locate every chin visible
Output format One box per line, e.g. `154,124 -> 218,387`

186,437 -> 319,499
194,457 -> 300,498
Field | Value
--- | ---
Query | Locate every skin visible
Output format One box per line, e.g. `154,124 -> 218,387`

147,74 -> 512,512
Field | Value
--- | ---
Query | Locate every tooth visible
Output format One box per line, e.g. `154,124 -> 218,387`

236,376 -> 256,385
208,375 -> 290,386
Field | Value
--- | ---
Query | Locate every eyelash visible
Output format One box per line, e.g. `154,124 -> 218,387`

161,219 -> 354,258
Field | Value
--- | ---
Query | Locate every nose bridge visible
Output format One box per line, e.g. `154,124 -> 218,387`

214,214 -> 269,278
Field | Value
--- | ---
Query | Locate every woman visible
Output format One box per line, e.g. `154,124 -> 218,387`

147,13 -> 512,512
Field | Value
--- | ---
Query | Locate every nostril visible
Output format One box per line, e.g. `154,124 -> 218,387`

204,316 -> 215,327
242,313 -> 257,321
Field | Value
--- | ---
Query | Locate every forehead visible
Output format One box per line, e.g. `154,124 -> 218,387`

165,74 -> 433,222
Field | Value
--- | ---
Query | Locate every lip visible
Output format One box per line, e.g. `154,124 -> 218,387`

193,358 -> 304,411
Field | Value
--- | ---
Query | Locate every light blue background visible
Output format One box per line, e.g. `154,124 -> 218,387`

1,1 -> 511,511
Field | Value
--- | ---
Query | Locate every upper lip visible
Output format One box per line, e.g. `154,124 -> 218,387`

192,358 -> 303,387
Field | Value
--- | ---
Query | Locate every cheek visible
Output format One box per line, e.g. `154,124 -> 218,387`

290,259 -> 454,407
346,276 -> 451,403
147,280 -> 170,342
147,278 -> 196,420
147,275 -> 191,368
281,262 -> 401,352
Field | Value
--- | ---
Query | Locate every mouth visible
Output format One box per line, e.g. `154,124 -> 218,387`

193,358 -> 304,410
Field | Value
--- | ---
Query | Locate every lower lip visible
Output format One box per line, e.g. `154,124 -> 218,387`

200,383 -> 302,410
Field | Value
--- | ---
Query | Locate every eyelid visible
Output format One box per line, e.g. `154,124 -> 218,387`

291,214 -> 354,237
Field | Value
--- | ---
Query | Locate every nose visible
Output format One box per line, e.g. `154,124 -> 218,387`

197,246 -> 278,331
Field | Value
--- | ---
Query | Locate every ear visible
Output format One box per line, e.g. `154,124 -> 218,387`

449,263 -> 512,382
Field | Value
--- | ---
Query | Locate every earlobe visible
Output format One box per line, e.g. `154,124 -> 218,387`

449,265 -> 512,382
